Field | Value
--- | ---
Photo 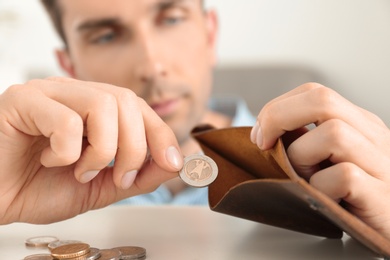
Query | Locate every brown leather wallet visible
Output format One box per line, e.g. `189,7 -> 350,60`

192,125 -> 390,257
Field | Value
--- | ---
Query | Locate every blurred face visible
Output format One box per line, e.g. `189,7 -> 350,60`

57,0 -> 218,144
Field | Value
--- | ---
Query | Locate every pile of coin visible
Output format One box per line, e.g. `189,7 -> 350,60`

24,236 -> 146,260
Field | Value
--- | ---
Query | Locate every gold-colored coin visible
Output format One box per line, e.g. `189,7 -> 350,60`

48,239 -> 82,251
24,254 -> 53,260
112,246 -> 146,259
179,154 -> 218,187
25,236 -> 59,248
70,247 -> 101,260
51,242 -> 90,259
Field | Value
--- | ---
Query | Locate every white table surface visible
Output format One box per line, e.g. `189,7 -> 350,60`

0,205 -> 383,260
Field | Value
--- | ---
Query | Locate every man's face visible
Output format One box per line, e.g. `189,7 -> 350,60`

57,0 -> 217,144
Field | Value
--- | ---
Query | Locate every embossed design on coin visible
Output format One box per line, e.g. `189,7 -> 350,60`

51,243 -> 90,259
179,154 -> 218,187
112,246 -> 146,259
25,236 -> 59,248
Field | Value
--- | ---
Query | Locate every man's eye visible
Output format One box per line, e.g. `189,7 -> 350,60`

162,16 -> 183,25
91,31 -> 117,44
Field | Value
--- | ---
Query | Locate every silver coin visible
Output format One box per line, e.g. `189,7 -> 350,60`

24,254 -> 53,260
179,154 -> 218,187
25,236 -> 59,248
99,248 -> 122,260
112,246 -> 146,259
48,240 -> 82,251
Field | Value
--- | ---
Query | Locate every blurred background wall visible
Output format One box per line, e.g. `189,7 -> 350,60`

1,0 -> 390,124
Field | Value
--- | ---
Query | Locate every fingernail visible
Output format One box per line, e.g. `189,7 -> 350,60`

166,146 -> 183,170
80,170 -> 99,183
121,170 -> 138,190
250,122 -> 260,143
256,125 -> 263,149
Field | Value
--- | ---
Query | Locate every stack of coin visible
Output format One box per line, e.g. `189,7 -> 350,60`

24,236 -> 146,260
112,246 -> 146,260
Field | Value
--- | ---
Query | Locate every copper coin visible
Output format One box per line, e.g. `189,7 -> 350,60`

71,247 -> 101,260
25,236 -> 59,248
51,243 -> 90,259
48,240 -> 82,251
179,154 -> 218,187
99,248 -> 122,260
24,254 -> 53,260
112,246 -> 146,259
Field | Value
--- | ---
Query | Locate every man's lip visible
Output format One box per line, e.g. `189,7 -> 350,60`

150,99 -> 180,118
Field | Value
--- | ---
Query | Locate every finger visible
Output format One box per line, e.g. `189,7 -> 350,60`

140,98 -> 183,172
257,85 -> 386,150
286,119 -> 390,181
111,90 -> 148,190
254,82 -> 323,140
258,82 -> 323,112
32,79 -> 119,182
74,91 -> 119,183
82,82 -> 182,189
123,155 -> 183,198
88,158 -> 184,208
5,85 -> 83,166
310,163 -> 390,235
72,81 -> 183,188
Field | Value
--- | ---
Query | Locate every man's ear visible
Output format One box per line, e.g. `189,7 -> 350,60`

205,9 -> 219,65
55,49 -> 76,78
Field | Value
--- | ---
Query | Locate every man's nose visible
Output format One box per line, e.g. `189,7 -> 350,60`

133,36 -> 167,85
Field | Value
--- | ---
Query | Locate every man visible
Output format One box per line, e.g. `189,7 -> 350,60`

0,0 -> 250,224
0,0 -> 389,241
44,0 -> 254,205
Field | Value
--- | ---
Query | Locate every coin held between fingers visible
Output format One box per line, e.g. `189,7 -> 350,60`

179,154 -> 218,188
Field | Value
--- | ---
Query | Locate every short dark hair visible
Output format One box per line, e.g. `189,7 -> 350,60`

41,0 -> 67,45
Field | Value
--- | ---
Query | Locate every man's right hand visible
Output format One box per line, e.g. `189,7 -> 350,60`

0,77 -> 183,224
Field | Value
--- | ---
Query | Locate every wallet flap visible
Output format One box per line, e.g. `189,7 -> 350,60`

192,125 -> 288,180
192,125 -> 390,257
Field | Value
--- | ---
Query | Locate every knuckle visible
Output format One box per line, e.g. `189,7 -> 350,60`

311,86 -> 337,107
4,83 -> 27,96
99,91 -> 117,105
116,88 -> 137,103
260,102 -> 281,126
337,162 -> 361,186
63,113 -> 84,135
324,119 -> 351,152
94,91 -> 117,111
3,83 -> 39,106
309,87 -> 341,122
322,119 -> 350,147
299,82 -> 325,91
